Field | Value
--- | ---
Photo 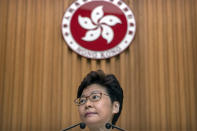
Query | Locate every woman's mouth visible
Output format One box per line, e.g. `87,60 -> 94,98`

85,112 -> 97,117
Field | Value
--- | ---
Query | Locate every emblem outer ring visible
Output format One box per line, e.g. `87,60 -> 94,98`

62,0 -> 136,59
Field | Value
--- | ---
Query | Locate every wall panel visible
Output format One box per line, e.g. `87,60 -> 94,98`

0,0 -> 196,131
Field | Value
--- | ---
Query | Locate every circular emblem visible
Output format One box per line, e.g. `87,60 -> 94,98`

62,0 -> 136,59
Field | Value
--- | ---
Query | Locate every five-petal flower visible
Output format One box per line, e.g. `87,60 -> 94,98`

78,6 -> 122,44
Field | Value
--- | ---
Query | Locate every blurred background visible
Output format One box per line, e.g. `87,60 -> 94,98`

0,0 -> 196,131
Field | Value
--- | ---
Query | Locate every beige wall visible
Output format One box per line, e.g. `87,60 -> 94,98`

0,0 -> 197,131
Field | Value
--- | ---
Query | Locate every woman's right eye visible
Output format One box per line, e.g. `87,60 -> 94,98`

79,99 -> 86,104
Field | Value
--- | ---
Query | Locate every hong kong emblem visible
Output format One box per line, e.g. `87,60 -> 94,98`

62,0 -> 136,59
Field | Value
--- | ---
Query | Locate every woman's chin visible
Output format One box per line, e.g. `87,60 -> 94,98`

85,119 -> 99,125
84,119 -> 104,128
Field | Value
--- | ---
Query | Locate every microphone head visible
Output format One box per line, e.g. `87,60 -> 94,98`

80,122 -> 86,129
105,123 -> 112,129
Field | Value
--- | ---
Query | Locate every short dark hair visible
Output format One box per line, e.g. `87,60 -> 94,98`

77,70 -> 124,125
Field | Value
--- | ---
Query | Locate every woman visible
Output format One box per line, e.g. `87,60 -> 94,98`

74,70 -> 124,131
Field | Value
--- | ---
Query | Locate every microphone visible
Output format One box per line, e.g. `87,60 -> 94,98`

105,123 -> 126,131
62,122 -> 86,131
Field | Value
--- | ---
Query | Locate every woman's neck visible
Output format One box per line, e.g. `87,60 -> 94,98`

89,127 -> 111,131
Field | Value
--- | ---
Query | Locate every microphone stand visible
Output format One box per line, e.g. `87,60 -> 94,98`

105,123 -> 126,131
62,122 -> 86,131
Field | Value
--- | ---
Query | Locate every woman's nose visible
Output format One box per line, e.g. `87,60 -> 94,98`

84,99 -> 93,109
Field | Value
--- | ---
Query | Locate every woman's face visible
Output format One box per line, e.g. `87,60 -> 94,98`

78,84 -> 118,128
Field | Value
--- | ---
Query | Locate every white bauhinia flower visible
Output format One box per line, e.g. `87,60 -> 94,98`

78,6 -> 122,44
101,24 -> 114,43
82,28 -> 101,41
91,6 -> 104,24
78,16 -> 97,30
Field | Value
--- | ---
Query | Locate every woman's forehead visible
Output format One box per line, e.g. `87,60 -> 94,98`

82,84 -> 107,95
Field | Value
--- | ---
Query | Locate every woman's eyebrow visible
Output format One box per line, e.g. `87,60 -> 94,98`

81,90 -> 102,97
80,95 -> 85,97
90,90 -> 102,94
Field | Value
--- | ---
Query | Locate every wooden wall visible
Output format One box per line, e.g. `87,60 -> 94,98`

0,0 -> 196,131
